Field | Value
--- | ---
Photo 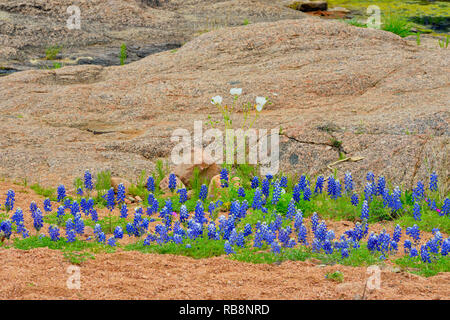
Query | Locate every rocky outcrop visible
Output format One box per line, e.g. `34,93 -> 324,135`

0,17 -> 449,191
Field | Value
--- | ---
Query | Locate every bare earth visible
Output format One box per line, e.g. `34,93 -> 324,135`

1,180 -> 449,300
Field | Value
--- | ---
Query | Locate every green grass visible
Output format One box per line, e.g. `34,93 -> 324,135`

45,45 -> 61,60
325,271 -> 344,283
125,236 -> 226,259
30,183 -> 56,200
395,255 -> 450,277
119,43 -> 127,65
382,15 -> 412,37
13,235 -> 116,253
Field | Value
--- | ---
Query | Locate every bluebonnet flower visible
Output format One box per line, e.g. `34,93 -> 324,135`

393,224 -> 402,243
420,245 -> 431,263
237,187 -> 246,198
56,206 -> 65,224
311,212 -> 319,233
410,247 -> 418,258
66,229 -> 76,243
146,176 -> 155,192
71,200 -> 80,216
76,188 -> 83,196
366,171 -> 375,183
194,201 -> 205,224
80,198 -> 88,214
412,181 -> 425,203
84,170 -> 93,191
114,226 -> 123,239
90,209 -> 98,222
168,173 -> 177,192
244,223 -> 252,237
406,224 -> 420,244
280,176 -> 288,188
43,198 -> 52,212
151,198 -> 159,214
230,201 -> 241,218
265,174 -> 273,181
403,239 -> 412,254
251,176 -> 259,189
413,202 -> 421,221
303,185 -> 311,201
97,232 -> 106,243
441,239 -> 450,256
297,175 -> 306,192
361,200 -> 370,221
293,184 -> 301,203
391,186 -> 402,212
344,172 -> 353,193
239,200 -> 248,218
364,182 -> 374,202
376,176 -> 386,196
314,221 -> 328,242
272,182 -> 281,205
199,184 -> 208,201
74,215 -> 84,235
327,176 -> 335,198
106,187 -> 115,211
271,240 -> 281,254
29,201 -> 38,216
177,188 -> 187,204
48,225 -> 60,241
442,198 -> 449,216
173,234 -> 183,244
220,168 -> 229,188
11,208 -> 24,226
341,248 -> 349,259
64,198 -> 72,209
224,241 -> 235,255
314,176 -> 324,194
351,193 -> 359,207
382,187 -> 391,208
116,183 -> 126,204
261,178 -> 270,198
332,180 -> 341,199
252,189 -> 263,210
5,189 -> 15,212
429,172 -> 438,192
297,224 -> 308,245
294,209 -> 303,232
107,237 -> 117,247
33,208 -> 43,232
180,205 -> 189,222
57,185 -> 66,202
120,204 -> 128,218
0,220 -> 12,239
286,199 -> 296,220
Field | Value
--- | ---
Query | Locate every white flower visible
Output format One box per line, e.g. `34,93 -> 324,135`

211,95 -> 223,105
229,88 -> 242,96
255,96 -> 267,112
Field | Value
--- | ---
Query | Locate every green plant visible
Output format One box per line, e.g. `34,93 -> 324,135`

30,183 -> 56,200
63,251 -> 95,265
345,18 -> 366,28
438,35 -> 449,49
325,271 -> 344,283
119,43 -> 127,65
243,19 -> 249,26
382,15 -> 412,38
416,32 -> 421,46
45,45 -> 61,60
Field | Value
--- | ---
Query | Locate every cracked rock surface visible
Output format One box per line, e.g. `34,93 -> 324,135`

0,17 -> 449,189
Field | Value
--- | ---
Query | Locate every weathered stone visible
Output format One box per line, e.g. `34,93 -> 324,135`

173,148 -> 221,188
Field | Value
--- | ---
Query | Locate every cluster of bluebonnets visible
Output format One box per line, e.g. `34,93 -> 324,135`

0,169 -> 449,264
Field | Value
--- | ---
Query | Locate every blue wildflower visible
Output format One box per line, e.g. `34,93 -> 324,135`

66,229 -> 76,243
220,168 -> 229,188
57,185 -> 66,202
366,171 -> 375,183
406,224 -> 420,244
429,172 -> 438,192
303,185 -> 311,201
413,202 -> 421,221
252,189 -> 262,210
43,198 -> 52,212
116,183 -> 126,204
237,187 -> 246,198
146,176 -> 155,192
177,188 -> 187,204
106,187 -> 115,211
344,172 -> 353,193
314,176 -> 324,194
0,220 -> 12,239
5,189 -> 15,211
199,184 -> 208,201
272,182 -> 281,205
224,241 -> 235,255
48,225 -> 60,241
33,208 -> 43,232
251,176 -> 259,189
84,170 -> 94,191
361,200 -> 370,221
261,178 -> 270,198
351,193 -> 359,206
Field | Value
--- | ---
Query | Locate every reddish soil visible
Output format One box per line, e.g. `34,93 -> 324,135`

1,180 -> 449,300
